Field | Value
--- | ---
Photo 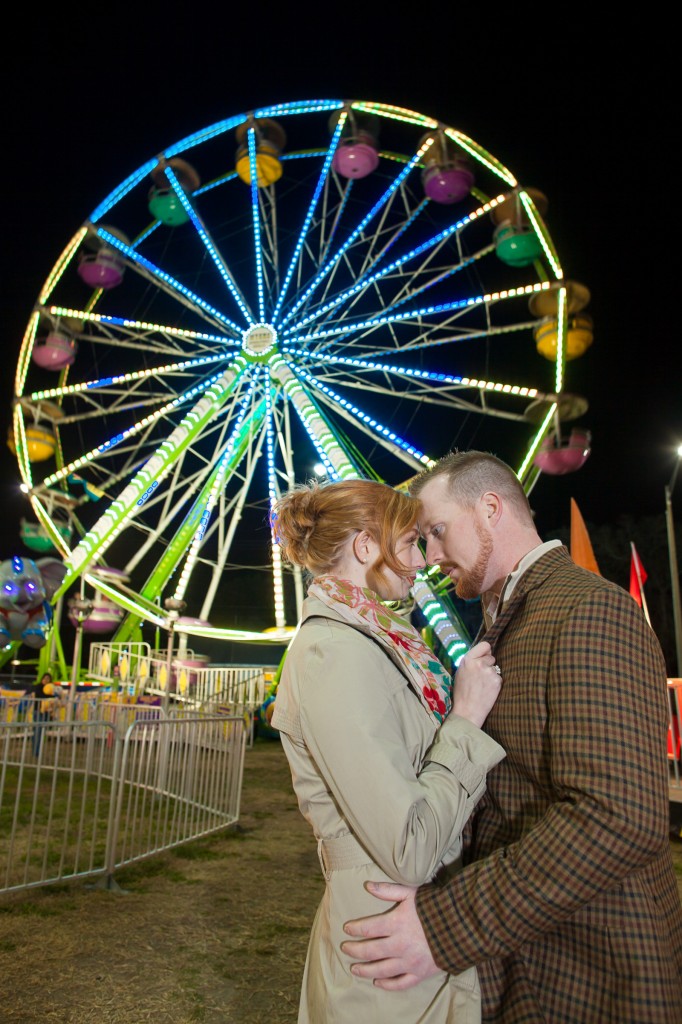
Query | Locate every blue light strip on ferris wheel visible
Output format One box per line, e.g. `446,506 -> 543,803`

280,137 -> 434,327
89,161 -> 159,222
44,309 -> 238,350
284,295 -> 482,344
164,115 -> 247,159
288,197 -> 503,334
284,280 -> 552,346
264,371 -> 277,510
165,166 -> 255,327
254,100 -> 343,119
292,366 -> 433,467
271,112 -> 348,323
30,354 -> 225,401
286,351 -> 538,400
247,128 -> 267,323
96,228 -> 244,337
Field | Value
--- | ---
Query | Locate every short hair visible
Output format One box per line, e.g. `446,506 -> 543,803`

271,479 -> 420,583
409,450 -> 533,522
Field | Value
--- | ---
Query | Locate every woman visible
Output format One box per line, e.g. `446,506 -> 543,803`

270,479 -> 505,1023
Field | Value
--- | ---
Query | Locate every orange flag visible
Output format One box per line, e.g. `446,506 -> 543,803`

570,498 -> 602,576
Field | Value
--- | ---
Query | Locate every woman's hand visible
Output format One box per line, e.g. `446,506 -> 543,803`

451,640 -> 502,727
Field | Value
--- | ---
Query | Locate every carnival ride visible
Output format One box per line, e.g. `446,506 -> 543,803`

7,98 -> 593,676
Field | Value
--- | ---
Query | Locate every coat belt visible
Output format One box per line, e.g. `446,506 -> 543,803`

317,833 -> 373,876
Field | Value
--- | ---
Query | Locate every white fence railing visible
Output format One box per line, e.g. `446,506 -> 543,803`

86,641 -> 275,718
0,703 -> 246,896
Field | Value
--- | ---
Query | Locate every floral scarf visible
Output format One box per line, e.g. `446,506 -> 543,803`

307,575 -> 452,723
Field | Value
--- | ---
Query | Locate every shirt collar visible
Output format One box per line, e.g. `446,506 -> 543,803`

483,539 -> 562,628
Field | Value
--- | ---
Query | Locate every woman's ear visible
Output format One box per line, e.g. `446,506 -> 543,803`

352,530 -> 373,565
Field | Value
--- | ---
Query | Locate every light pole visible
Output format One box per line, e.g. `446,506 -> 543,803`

66,589 -> 93,723
665,445 -> 682,676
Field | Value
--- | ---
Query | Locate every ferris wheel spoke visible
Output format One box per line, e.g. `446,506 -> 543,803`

43,307 -> 238,360
35,362 -> 232,492
171,369 -> 266,603
53,360 -> 252,599
95,227 -> 245,337
31,353 -> 229,410
316,173 -> 354,268
198,421 -> 270,621
310,355 -> 543,409
163,165 -> 256,326
289,280 -> 552,360
243,127 -> 269,322
280,136 -> 434,329
294,366 -> 432,473
272,115 -> 346,322
268,356 -> 353,480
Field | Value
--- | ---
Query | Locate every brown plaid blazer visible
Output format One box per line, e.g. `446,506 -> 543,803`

417,545 -> 682,1021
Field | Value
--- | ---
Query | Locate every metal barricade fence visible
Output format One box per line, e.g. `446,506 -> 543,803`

87,643 -> 273,719
0,702 -> 247,897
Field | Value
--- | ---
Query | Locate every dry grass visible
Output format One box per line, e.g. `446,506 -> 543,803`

1,739 -> 681,1024
0,738 -> 323,1024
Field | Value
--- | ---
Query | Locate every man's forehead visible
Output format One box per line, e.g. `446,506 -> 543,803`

417,479 -> 468,526
417,474 -> 458,507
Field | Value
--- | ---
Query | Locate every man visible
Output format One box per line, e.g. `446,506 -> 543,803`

342,450 -> 682,1021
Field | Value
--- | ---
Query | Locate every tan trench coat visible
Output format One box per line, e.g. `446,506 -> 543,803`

272,593 -> 505,1023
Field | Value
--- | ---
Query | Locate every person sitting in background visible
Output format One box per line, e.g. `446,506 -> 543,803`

32,671 -> 54,757
270,477 -> 504,1023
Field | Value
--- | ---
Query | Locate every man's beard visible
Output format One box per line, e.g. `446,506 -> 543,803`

455,520 -> 493,600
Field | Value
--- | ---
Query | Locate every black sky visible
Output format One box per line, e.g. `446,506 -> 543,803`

1,14 -> 677,562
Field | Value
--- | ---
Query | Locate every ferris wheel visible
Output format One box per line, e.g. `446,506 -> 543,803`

11,98 -> 592,654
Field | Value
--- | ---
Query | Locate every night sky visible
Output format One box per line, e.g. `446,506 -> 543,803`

1,15 -> 676,566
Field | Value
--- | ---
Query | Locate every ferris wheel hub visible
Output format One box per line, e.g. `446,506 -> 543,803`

242,322 -> 277,357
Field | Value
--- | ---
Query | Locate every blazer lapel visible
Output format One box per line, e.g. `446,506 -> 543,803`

473,545 -> 571,653
476,587 -> 528,651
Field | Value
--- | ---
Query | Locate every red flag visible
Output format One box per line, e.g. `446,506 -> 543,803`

629,543 -> 648,607
570,498 -> 601,575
